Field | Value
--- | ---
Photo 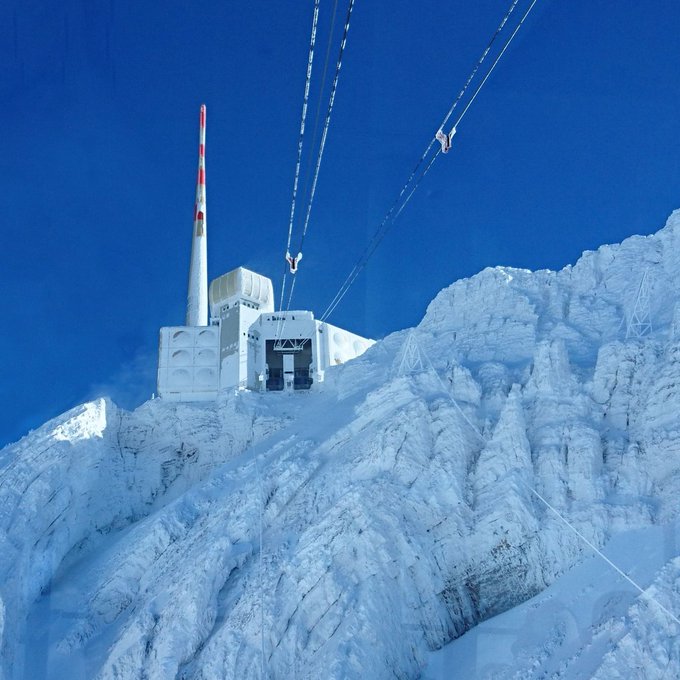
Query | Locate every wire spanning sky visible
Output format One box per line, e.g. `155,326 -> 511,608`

1,1 -> 679,447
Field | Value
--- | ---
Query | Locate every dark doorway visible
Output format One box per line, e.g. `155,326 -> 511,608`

265,340 -> 313,391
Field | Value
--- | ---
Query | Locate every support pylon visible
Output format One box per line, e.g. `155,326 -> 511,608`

625,269 -> 653,340
670,302 -> 680,342
396,330 -> 425,375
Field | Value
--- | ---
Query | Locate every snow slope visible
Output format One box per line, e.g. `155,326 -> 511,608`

423,520 -> 680,679
2,211 -> 680,679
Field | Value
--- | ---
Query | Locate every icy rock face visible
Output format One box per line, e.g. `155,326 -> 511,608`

470,385 -> 543,620
424,520 -> 680,679
0,396 -> 283,680
2,211 -> 680,679
590,558 -> 680,680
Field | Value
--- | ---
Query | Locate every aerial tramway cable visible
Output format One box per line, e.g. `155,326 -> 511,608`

277,0 -> 356,344
435,0 -> 521,143
300,0 -> 340,217
405,0 -> 521,201
320,0 -> 540,322
281,0 -> 356,324
445,0 -> 539,137
295,0 -> 356,258
278,0 -> 321,320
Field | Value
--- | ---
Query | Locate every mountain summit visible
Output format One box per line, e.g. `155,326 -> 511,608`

2,212 -> 680,679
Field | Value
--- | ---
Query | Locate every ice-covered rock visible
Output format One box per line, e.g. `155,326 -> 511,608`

3,211 -> 680,678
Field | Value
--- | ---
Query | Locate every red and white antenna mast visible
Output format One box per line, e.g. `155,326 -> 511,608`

186,104 -> 208,326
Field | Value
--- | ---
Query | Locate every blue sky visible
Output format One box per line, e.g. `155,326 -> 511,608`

1,1 -> 679,447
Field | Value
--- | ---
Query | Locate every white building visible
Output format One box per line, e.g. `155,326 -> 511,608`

156,106 -> 373,401
158,267 -> 373,401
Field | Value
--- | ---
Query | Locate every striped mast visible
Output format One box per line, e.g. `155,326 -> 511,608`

186,104 -> 208,326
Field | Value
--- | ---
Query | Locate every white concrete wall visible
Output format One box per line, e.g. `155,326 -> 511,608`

157,326 -> 220,401
317,321 -> 375,367
216,303 -> 262,390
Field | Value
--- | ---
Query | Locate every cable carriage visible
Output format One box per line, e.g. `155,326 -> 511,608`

286,251 -> 303,274
436,127 -> 456,154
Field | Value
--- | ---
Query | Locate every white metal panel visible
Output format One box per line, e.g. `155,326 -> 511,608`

316,321 -> 374,366
158,326 -> 220,400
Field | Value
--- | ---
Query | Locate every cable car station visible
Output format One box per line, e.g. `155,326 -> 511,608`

157,107 -> 373,402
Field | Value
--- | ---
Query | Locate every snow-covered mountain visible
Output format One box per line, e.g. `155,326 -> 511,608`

3,211 -> 680,679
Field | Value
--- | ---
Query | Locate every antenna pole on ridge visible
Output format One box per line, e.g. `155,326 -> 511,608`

186,104 -> 209,327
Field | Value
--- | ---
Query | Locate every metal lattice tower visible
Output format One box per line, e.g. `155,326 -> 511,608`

670,302 -> 680,342
626,269 -> 653,340
396,330 -> 426,375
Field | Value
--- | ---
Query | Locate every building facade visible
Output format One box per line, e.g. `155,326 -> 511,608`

158,267 -> 373,401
